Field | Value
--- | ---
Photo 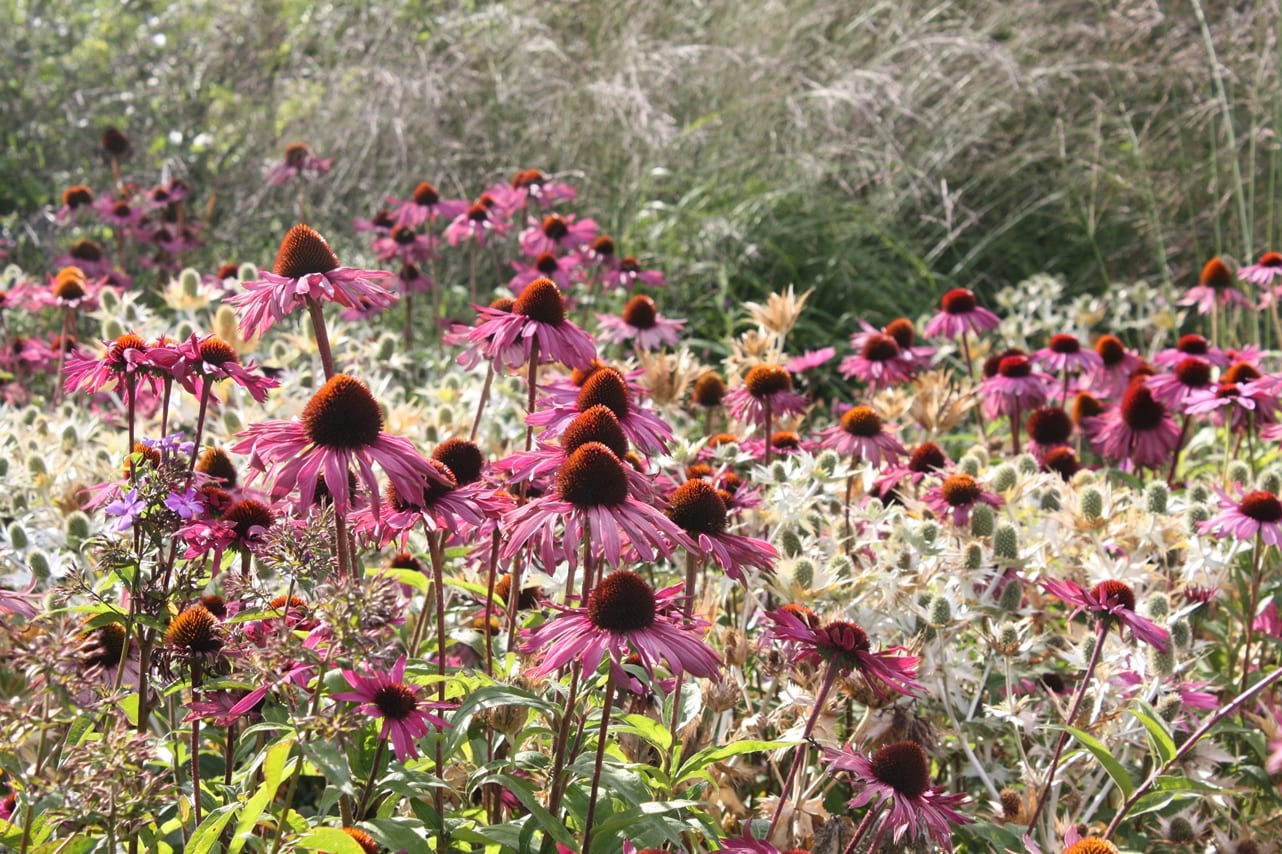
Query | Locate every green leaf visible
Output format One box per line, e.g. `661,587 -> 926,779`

1065,726 -> 1135,800
1128,788 -> 1203,817
673,739 -> 787,785
229,734 -> 295,853
491,773 -> 576,848
615,712 -> 673,753
295,827 -> 367,853
370,566 -> 429,594
185,804 -> 239,854
1130,703 -> 1177,764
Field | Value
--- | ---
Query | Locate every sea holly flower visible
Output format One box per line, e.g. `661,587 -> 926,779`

1041,577 -> 1171,652
922,288 -> 1000,339
596,294 -> 686,350
1200,487 -> 1282,546
332,655 -> 451,763
825,741 -> 972,852
816,405 -> 906,467
521,569 -> 720,681
227,224 -> 395,340
764,607 -> 923,698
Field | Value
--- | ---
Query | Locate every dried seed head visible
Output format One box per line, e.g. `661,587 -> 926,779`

273,224 -> 339,279
101,126 -> 130,156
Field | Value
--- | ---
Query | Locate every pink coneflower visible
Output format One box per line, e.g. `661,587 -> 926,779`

57,184 -> 95,221
371,224 -> 438,265
352,461 -> 507,549
503,404 -> 650,496
715,833 -> 783,854
172,334 -> 277,404
1239,250 -> 1282,287
1145,357 -> 1214,412
1035,332 -> 1103,377
665,478 -> 776,583
354,208 -> 396,237
725,365 -> 808,425
53,238 -> 113,279
1087,334 -> 1142,400
1152,333 -> 1229,369
510,168 -> 577,208
1180,257 -> 1252,315
444,197 -> 511,247
839,332 -> 916,389
232,373 -> 442,517
765,607 -> 923,698
63,332 -> 177,396
1201,487 -> 1282,546
596,295 -> 686,350
1041,577 -> 1170,651
465,277 -> 597,370
923,472 -> 1003,527
980,354 -> 1050,418
1091,380 -> 1181,471
785,347 -> 836,374
520,212 -> 598,257
922,288 -> 1000,339
510,251 -> 580,294
521,569 -> 719,680
874,440 -> 950,500
817,405 -> 907,467
94,194 -> 145,231
227,224 -> 396,340
502,442 -> 693,572
385,181 -> 468,229
46,266 -> 102,310
1185,361 -> 1278,433
826,741 -> 971,852
605,255 -> 666,291
178,498 -> 272,572
1025,405 -> 1074,462
267,142 -> 333,186
332,655 -> 451,762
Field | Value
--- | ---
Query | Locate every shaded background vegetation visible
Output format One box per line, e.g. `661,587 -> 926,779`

3,0 -> 1280,345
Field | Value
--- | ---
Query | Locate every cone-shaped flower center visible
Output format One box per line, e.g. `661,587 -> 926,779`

781,603 -> 819,628
1092,579 -> 1137,612
744,364 -> 792,398
466,201 -> 490,221
1240,490 -> 1282,522
884,317 -> 916,348
432,438 -> 485,485
997,355 -> 1032,377
388,461 -> 457,510
1176,334 -> 1209,355
84,622 -> 127,669
562,404 -> 629,457
164,605 -> 222,653
772,431 -> 801,450
541,214 -> 569,240
576,367 -> 630,418
102,127 -> 130,155
1072,391 -> 1104,422
588,569 -> 657,632
274,224 -> 339,278
1094,335 -> 1126,366
196,448 -> 238,486
1027,407 -> 1072,444
53,267 -> 87,300
620,256 -> 641,273
1048,333 -> 1081,354
1044,446 -> 1080,479
1063,837 -> 1120,854
412,181 -> 439,205
513,277 -> 565,326
200,594 -> 228,618
940,288 -> 977,314
534,252 -> 560,274
198,337 -> 238,365
693,372 -> 726,407
342,826 -> 381,854
220,499 -> 273,540
590,235 -> 615,257
1259,251 -> 1282,267
667,478 -> 729,536
69,239 -> 104,262
283,142 -> 311,167
112,201 -> 132,218
941,473 -> 981,506
841,405 -> 883,437
269,594 -> 308,613
1222,361 -> 1261,385
110,333 -> 148,361
489,296 -> 515,313
557,442 -> 629,507
1200,257 -> 1233,290
861,333 -> 900,362
870,741 -> 932,798
909,441 -> 947,473
302,374 -> 384,449
63,185 -> 94,208
1120,382 -> 1164,431
391,225 -> 417,245
373,682 -> 419,721
513,168 -> 546,188
622,295 -> 658,329
1174,357 -> 1212,387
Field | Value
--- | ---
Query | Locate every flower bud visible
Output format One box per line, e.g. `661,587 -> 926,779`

99,288 -> 120,312
437,405 -> 455,426
829,554 -> 855,579
1147,593 -> 1170,619
176,321 -> 195,343
1016,453 -> 1039,475
995,621 -> 1021,655
970,503 -> 995,537
998,579 -> 1023,612
967,445 -> 990,468
65,510 -> 92,546
1144,481 -> 1169,514
1156,693 -> 1182,722
1226,460 -> 1251,487
993,523 -> 1018,560
1039,489 -> 1061,512
815,449 -> 840,476
238,262 -> 258,281
920,520 -> 938,545
28,550 -> 51,579
928,595 -> 952,627
376,333 -> 398,362
102,317 -> 125,341
60,424 -> 79,452
991,464 -> 1017,493
179,267 -> 201,298
1149,645 -> 1175,677
1260,470 -> 1282,495
27,454 -> 47,476
222,408 -> 243,432
1188,482 -> 1210,504
1079,487 -> 1103,521
1187,503 -> 1210,533
1170,619 -> 1191,649
780,528 -> 803,557
770,462 -> 788,483
791,558 -> 815,589
959,455 -> 981,477
7,522 -> 28,550
964,542 -> 984,570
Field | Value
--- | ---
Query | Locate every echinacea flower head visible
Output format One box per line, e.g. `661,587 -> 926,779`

386,180 -> 468,228
923,472 -> 1003,527
63,332 -> 177,396
339,827 -> 380,854
922,288 -> 1000,339
331,655 -> 451,763
1240,251 -> 1282,305
597,294 -> 686,350
1181,256 -> 1253,314
826,741 -> 971,852
267,142 -> 333,185
164,604 -> 223,655
1087,334 -> 1142,400
1201,487 -> 1282,546
765,607 -> 923,697
466,276 -> 597,370
1034,332 -> 1103,375
101,126 -> 130,157
520,212 -> 598,256
232,373 -> 442,517
1025,405 -> 1073,460
521,569 -> 720,681
227,224 -> 395,340
725,364 -> 808,424
1041,577 -> 1170,652
1145,357 -> 1213,412
666,478 -> 776,583
173,333 -> 277,403
527,365 -> 673,455
980,354 -> 1050,418
715,833 -> 783,854
1091,380 -> 1181,471
838,332 -> 916,388
817,405 -> 907,466
57,184 -> 94,221
692,371 -> 727,409
1062,837 -> 1120,854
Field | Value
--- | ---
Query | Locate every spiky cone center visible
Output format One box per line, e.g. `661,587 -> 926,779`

718,471 -> 742,494
884,317 -> 916,348
940,288 -> 978,314
1044,446 -> 1080,479
220,499 -> 273,540
540,214 -> 569,240
588,569 -> 657,632
488,296 -> 515,314
998,355 -> 1032,377
590,235 -> 615,257
667,478 -> 728,535
83,621 -> 127,669
908,441 -> 947,473
1072,392 -> 1104,423
412,181 -> 440,205
269,594 -> 307,614
1240,490 -> 1282,522
62,185 -> 93,208
534,252 -> 560,274
1048,332 -> 1081,354
432,438 -> 485,485
53,267 -> 87,300
1027,406 -> 1072,445
622,294 -> 658,329
494,573 -> 541,610
101,126 -> 129,155
303,374 -> 384,449
1120,382 -> 1165,431
1200,257 -> 1233,290
1222,361 -> 1261,384
370,681 -> 419,721
198,336 -> 238,366
562,404 -> 629,457
781,603 -> 819,628
1063,838 -> 1120,854
1258,251 -> 1282,267
200,594 -> 228,618
841,405 -> 883,437
389,551 -> 426,573
693,371 -> 726,408
1095,335 -> 1126,366
744,364 -> 792,398
466,201 -> 490,222
274,224 -> 339,278
1174,357 -> 1212,387
196,448 -> 237,486
391,225 -> 417,245
126,442 -> 162,473
869,740 -> 932,798
984,348 -> 1022,378
513,168 -> 546,188
819,620 -> 871,655
941,473 -> 981,506
69,239 -> 104,263
620,256 -> 641,273
1092,579 -> 1137,612
387,461 -> 458,511
557,442 -> 629,507
772,431 -> 801,450
707,432 -> 738,447
165,605 -> 222,654
1176,333 -> 1209,355
283,142 -> 311,167
576,367 -> 630,419
513,276 -> 566,326
110,332 -> 148,363
861,333 -> 900,361
341,826 -> 381,854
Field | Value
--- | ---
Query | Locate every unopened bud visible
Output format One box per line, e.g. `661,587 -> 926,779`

1226,460 -> 1251,487
179,267 -> 201,298
1145,481 -> 1169,514
993,523 -> 1018,560
998,579 -> 1023,612
1080,487 -> 1103,521
970,503 -> 995,537
991,464 -> 1017,493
